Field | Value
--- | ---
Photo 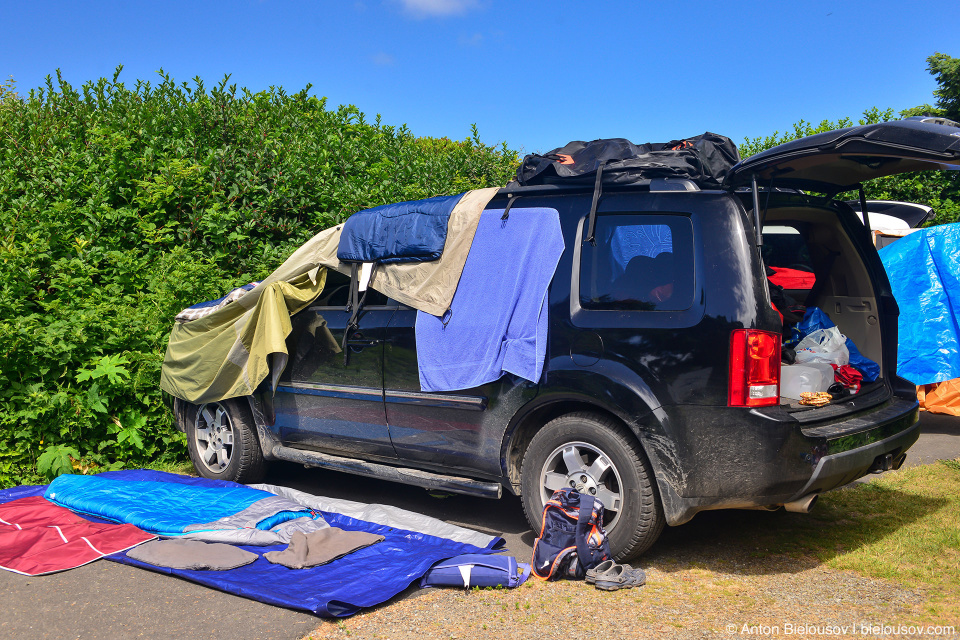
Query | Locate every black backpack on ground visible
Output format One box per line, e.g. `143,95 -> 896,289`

514,133 -> 740,190
531,488 -> 612,580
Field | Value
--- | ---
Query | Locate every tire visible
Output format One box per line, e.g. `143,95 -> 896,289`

176,397 -> 267,484
520,412 -> 665,561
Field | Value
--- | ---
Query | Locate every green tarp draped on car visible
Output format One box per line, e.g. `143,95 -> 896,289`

160,269 -> 330,404
160,187 -> 499,404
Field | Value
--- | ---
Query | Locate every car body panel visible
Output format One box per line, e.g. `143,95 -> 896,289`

273,304 -> 396,458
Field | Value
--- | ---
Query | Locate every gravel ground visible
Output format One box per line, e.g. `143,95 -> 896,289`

299,502 -> 959,640
303,563 -> 951,640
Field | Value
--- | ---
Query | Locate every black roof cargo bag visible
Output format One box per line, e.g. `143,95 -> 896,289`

514,133 -> 740,189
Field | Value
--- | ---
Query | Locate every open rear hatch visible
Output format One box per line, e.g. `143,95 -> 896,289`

732,118 -> 960,424
724,118 -> 960,194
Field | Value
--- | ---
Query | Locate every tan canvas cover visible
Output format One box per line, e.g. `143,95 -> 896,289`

917,379 -> 960,417
160,187 -> 499,404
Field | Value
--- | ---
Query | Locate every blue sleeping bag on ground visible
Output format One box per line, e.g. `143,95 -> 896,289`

337,193 -> 464,264
3,470 -> 501,617
43,474 -> 322,545
879,224 -> 960,385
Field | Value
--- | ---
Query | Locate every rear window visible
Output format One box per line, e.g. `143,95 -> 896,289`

762,224 -> 816,290
579,214 -> 695,311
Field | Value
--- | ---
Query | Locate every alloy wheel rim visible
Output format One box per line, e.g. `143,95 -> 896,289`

193,403 -> 235,473
539,441 -> 624,530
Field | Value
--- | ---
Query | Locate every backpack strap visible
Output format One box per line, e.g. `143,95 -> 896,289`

575,498 -> 601,571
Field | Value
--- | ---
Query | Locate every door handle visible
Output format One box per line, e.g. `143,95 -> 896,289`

346,339 -> 381,347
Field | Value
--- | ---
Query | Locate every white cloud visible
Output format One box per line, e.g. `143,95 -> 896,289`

398,0 -> 479,17
371,52 -> 396,66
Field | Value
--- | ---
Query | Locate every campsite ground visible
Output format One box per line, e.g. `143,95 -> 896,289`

1,413 -> 958,640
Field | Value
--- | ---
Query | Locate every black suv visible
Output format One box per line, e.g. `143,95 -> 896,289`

172,119 -> 960,560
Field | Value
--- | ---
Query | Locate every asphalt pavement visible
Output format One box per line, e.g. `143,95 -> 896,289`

2,411 -> 957,640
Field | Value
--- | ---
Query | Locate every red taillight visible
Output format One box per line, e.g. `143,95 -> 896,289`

728,329 -> 780,407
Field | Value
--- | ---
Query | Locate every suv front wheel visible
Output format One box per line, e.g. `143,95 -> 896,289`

175,397 -> 267,484
520,412 -> 664,561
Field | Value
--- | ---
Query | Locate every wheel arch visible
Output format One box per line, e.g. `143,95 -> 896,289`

501,395 -> 668,501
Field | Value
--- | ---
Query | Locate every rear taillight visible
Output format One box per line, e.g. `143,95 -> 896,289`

728,329 -> 780,407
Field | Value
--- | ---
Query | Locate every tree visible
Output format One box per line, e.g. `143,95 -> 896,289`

927,52 -> 959,122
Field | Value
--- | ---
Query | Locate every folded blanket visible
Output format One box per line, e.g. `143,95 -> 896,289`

265,528 -> 384,569
337,194 -> 464,264
128,539 -> 258,570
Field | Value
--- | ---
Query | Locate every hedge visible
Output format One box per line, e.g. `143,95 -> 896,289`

0,67 -> 518,487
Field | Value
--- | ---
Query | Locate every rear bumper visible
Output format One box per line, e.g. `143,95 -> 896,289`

653,396 -> 919,526
787,396 -> 920,501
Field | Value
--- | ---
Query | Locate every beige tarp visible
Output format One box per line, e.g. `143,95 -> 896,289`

160,187 -> 499,404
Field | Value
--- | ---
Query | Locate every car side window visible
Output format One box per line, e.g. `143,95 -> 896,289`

579,214 -> 695,311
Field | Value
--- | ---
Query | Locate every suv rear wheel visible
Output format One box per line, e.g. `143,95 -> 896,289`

520,412 -> 664,561
176,398 -> 267,484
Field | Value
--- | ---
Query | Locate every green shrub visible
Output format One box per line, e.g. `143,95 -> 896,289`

0,66 -> 518,487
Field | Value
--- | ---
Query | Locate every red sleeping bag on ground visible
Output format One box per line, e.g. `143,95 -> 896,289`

0,496 -> 154,576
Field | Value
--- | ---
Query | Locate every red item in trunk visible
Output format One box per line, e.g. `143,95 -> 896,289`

833,364 -> 863,393
768,267 -> 816,290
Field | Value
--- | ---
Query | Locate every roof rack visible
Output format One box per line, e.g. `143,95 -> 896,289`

497,177 -> 700,198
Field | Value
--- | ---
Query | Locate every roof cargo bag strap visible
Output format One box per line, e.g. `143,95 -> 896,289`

501,195 -> 518,221
584,161 -> 606,245
341,263 -> 378,365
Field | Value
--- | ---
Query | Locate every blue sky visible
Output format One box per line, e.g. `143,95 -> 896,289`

3,0 -> 958,155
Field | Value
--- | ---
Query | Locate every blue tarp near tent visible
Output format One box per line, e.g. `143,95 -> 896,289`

878,223 -> 960,385
0,470 -> 501,617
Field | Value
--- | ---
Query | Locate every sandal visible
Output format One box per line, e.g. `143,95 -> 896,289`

594,564 -> 647,591
585,559 -> 616,584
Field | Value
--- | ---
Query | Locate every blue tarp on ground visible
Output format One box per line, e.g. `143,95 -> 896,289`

337,193 -> 464,264
415,207 -> 565,392
0,470 -> 501,617
879,223 -> 960,385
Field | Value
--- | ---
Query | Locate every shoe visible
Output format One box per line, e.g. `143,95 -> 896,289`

585,559 -> 616,584
594,564 -> 647,591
